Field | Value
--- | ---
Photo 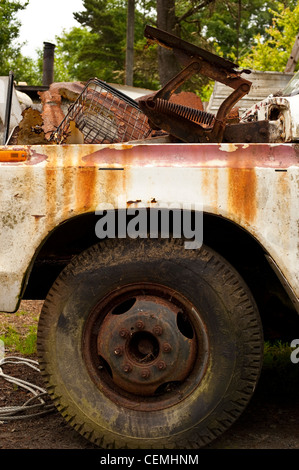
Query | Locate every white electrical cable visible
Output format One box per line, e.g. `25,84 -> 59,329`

0,355 -> 56,421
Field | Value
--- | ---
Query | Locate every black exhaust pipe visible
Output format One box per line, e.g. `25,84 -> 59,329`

42,42 -> 55,86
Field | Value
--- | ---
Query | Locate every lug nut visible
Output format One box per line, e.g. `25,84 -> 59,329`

153,325 -> 163,336
114,347 -> 123,356
162,342 -> 172,353
123,363 -> 132,373
140,368 -> 151,379
157,360 -> 167,370
119,328 -> 129,338
135,320 -> 145,330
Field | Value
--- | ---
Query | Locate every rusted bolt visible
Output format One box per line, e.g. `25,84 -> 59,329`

153,325 -> 163,336
114,347 -> 123,356
191,62 -> 201,72
241,83 -> 250,92
119,328 -> 129,338
157,360 -> 167,370
135,320 -> 145,330
162,343 -> 172,353
123,363 -> 132,373
140,368 -> 151,379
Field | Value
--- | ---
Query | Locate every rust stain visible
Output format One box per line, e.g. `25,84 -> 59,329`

45,166 -> 57,230
45,146 -> 59,230
75,167 -> 97,211
62,166 -> 75,218
127,199 -> 142,205
228,168 -> 257,224
277,170 -> 289,195
201,168 -> 219,210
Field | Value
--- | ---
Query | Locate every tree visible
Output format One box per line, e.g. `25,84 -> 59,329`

0,0 -> 29,75
239,2 -> 299,72
125,0 -> 135,85
156,0 -> 218,85
156,0 -> 180,85
56,0 -> 157,86
54,0 -> 298,91
199,0 -> 298,63
73,0 -> 128,81
54,27 -> 102,82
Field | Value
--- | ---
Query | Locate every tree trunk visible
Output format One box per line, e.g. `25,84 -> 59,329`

125,0 -> 135,86
236,0 -> 241,64
156,0 -> 180,86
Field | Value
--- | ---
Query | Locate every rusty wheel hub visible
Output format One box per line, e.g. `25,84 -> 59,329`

83,284 -> 209,408
97,295 -> 196,395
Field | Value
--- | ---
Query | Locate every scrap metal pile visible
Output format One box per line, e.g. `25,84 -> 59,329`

7,26 -> 299,146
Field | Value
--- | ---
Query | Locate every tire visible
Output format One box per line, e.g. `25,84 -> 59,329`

37,238 -> 263,449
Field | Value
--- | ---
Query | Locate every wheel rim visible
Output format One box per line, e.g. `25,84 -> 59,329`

82,283 -> 209,411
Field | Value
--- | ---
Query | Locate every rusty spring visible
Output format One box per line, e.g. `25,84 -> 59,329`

153,98 -> 215,127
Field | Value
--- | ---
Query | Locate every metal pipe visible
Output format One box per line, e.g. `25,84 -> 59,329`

42,42 -> 55,86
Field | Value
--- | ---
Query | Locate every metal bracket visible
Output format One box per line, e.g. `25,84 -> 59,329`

139,26 -> 252,143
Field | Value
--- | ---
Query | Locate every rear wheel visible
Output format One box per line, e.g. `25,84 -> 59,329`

37,238 -> 263,449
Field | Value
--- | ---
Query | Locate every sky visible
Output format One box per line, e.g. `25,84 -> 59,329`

16,0 -> 84,58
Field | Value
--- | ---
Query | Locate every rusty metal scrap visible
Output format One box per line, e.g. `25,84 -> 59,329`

223,120 -> 284,143
169,91 -> 204,111
53,78 -> 152,145
49,81 -> 85,102
6,82 -> 86,145
38,82 -> 85,141
139,25 -> 252,143
9,107 -> 48,145
38,86 -> 65,140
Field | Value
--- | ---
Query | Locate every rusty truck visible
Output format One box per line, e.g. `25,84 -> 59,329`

0,27 -> 298,449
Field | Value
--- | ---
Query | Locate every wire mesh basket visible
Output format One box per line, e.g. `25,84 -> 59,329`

53,78 -> 152,144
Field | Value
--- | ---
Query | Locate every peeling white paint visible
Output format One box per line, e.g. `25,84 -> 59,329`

219,143 -> 238,152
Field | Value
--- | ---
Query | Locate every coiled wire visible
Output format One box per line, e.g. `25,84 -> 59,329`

0,356 -> 55,421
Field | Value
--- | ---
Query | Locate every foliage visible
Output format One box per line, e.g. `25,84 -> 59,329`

197,0 -> 279,62
7,53 -> 42,85
0,323 -> 37,355
239,2 -> 299,72
54,27 -> 100,82
0,0 -> 28,75
3,0 -> 299,91
53,0 -> 158,87
73,0 -> 128,81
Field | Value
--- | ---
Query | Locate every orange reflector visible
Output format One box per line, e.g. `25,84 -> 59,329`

0,150 -> 28,162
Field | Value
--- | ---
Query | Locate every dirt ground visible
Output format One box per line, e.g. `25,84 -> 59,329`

1,301 -> 299,451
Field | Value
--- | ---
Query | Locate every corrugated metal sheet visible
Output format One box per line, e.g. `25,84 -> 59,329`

207,71 -> 294,115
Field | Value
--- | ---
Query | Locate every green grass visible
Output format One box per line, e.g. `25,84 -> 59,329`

0,323 -> 37,356
263,340 -> 295,369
